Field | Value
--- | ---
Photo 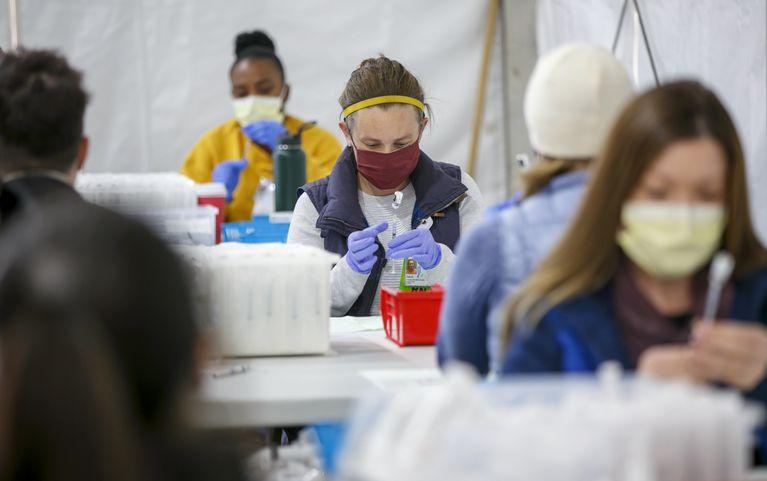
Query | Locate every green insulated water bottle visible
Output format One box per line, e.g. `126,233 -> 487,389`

273,122 -> 314,212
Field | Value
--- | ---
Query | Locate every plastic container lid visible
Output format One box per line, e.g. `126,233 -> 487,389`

195,182 -> 227,198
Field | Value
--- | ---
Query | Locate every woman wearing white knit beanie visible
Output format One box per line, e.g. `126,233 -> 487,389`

438,43 -> 635,376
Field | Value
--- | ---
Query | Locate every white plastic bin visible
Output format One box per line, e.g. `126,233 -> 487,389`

137,205 -> 218,246
180,243 -> 339,356
75,172 -> 198,211
75,172 -> 217,246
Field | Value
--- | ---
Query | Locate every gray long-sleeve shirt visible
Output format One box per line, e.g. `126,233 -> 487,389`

287,172 -> 484,316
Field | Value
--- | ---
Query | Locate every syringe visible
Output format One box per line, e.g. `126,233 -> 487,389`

390,191 -> 403,274
702,251 -> 735,323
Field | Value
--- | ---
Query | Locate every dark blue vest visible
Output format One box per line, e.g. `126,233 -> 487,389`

299,147 -> 468,316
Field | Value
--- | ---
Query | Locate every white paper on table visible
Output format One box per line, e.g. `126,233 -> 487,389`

330,316 -> 383,334
742,469 -> 767,481
361,368 -> 443,391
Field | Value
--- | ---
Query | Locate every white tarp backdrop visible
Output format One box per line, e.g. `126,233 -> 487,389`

1,1 -> 764,238
537,0 -> 767,241
2,0 -> 506,203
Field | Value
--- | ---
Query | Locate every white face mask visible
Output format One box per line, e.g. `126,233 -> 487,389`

232,89 -> 285,126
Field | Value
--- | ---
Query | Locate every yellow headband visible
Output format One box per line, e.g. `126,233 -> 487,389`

342,95 -> 425,119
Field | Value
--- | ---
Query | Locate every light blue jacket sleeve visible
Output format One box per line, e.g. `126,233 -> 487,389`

437,218 -> 503,375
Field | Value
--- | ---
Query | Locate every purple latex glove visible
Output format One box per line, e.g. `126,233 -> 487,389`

387,228 -> 442,270
346,222 -> 389,274
212,159 -> 248,202
242,120 -> 287,151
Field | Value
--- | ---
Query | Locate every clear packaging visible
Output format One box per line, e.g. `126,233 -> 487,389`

75,172 -> 198,210
247,429 -> 324,481
75,172 -> 216,245
338,364 -> 763,481
179,243 -> 339,356
138,205 -> 217,246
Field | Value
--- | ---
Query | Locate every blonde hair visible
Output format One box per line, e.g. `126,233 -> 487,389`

519,156 -> 590,199
339,55 -> 431,129
502,80 -> 767,348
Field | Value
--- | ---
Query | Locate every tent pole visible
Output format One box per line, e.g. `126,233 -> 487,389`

9,0 -> 20,48
466,0 -> 500,178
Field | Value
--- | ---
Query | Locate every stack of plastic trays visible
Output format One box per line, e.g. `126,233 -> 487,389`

75,172 -> 198,210
75,173 -> 216,245
179,243 -> 339,356
139,204 -> 218,246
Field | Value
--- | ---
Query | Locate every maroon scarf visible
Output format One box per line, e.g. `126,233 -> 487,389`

612,262 -> 734,367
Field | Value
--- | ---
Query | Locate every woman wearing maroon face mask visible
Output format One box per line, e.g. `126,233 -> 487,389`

288,55 -> 484,317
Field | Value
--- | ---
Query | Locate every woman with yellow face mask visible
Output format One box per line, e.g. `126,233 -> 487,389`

500,81 -> 767,437
181,31 -> 341,221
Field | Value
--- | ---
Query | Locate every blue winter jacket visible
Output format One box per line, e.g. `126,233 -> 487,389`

501,267 -> 767,398
437,171 -> 588,375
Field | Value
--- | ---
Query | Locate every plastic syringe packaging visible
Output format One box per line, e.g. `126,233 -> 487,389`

75,172 -> 199,210
179,243 -> 339,357
75,172 -> 216,245
337,364 -> 763,481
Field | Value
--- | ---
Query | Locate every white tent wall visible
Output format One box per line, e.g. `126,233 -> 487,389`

0,3 -> 7,49
5,1 -> 764,233
6,0 -> 506,204
537,0 -> 767,241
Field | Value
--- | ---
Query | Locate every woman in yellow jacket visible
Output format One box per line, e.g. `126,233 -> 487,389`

181,30 -> 341,221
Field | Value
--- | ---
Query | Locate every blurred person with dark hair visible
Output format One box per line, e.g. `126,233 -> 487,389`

0,48 -> 89,223
0,310 -> 149,481
0,201 -> 247,481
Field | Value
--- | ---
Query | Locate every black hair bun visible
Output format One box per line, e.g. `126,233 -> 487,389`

235,31 -> 275,58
